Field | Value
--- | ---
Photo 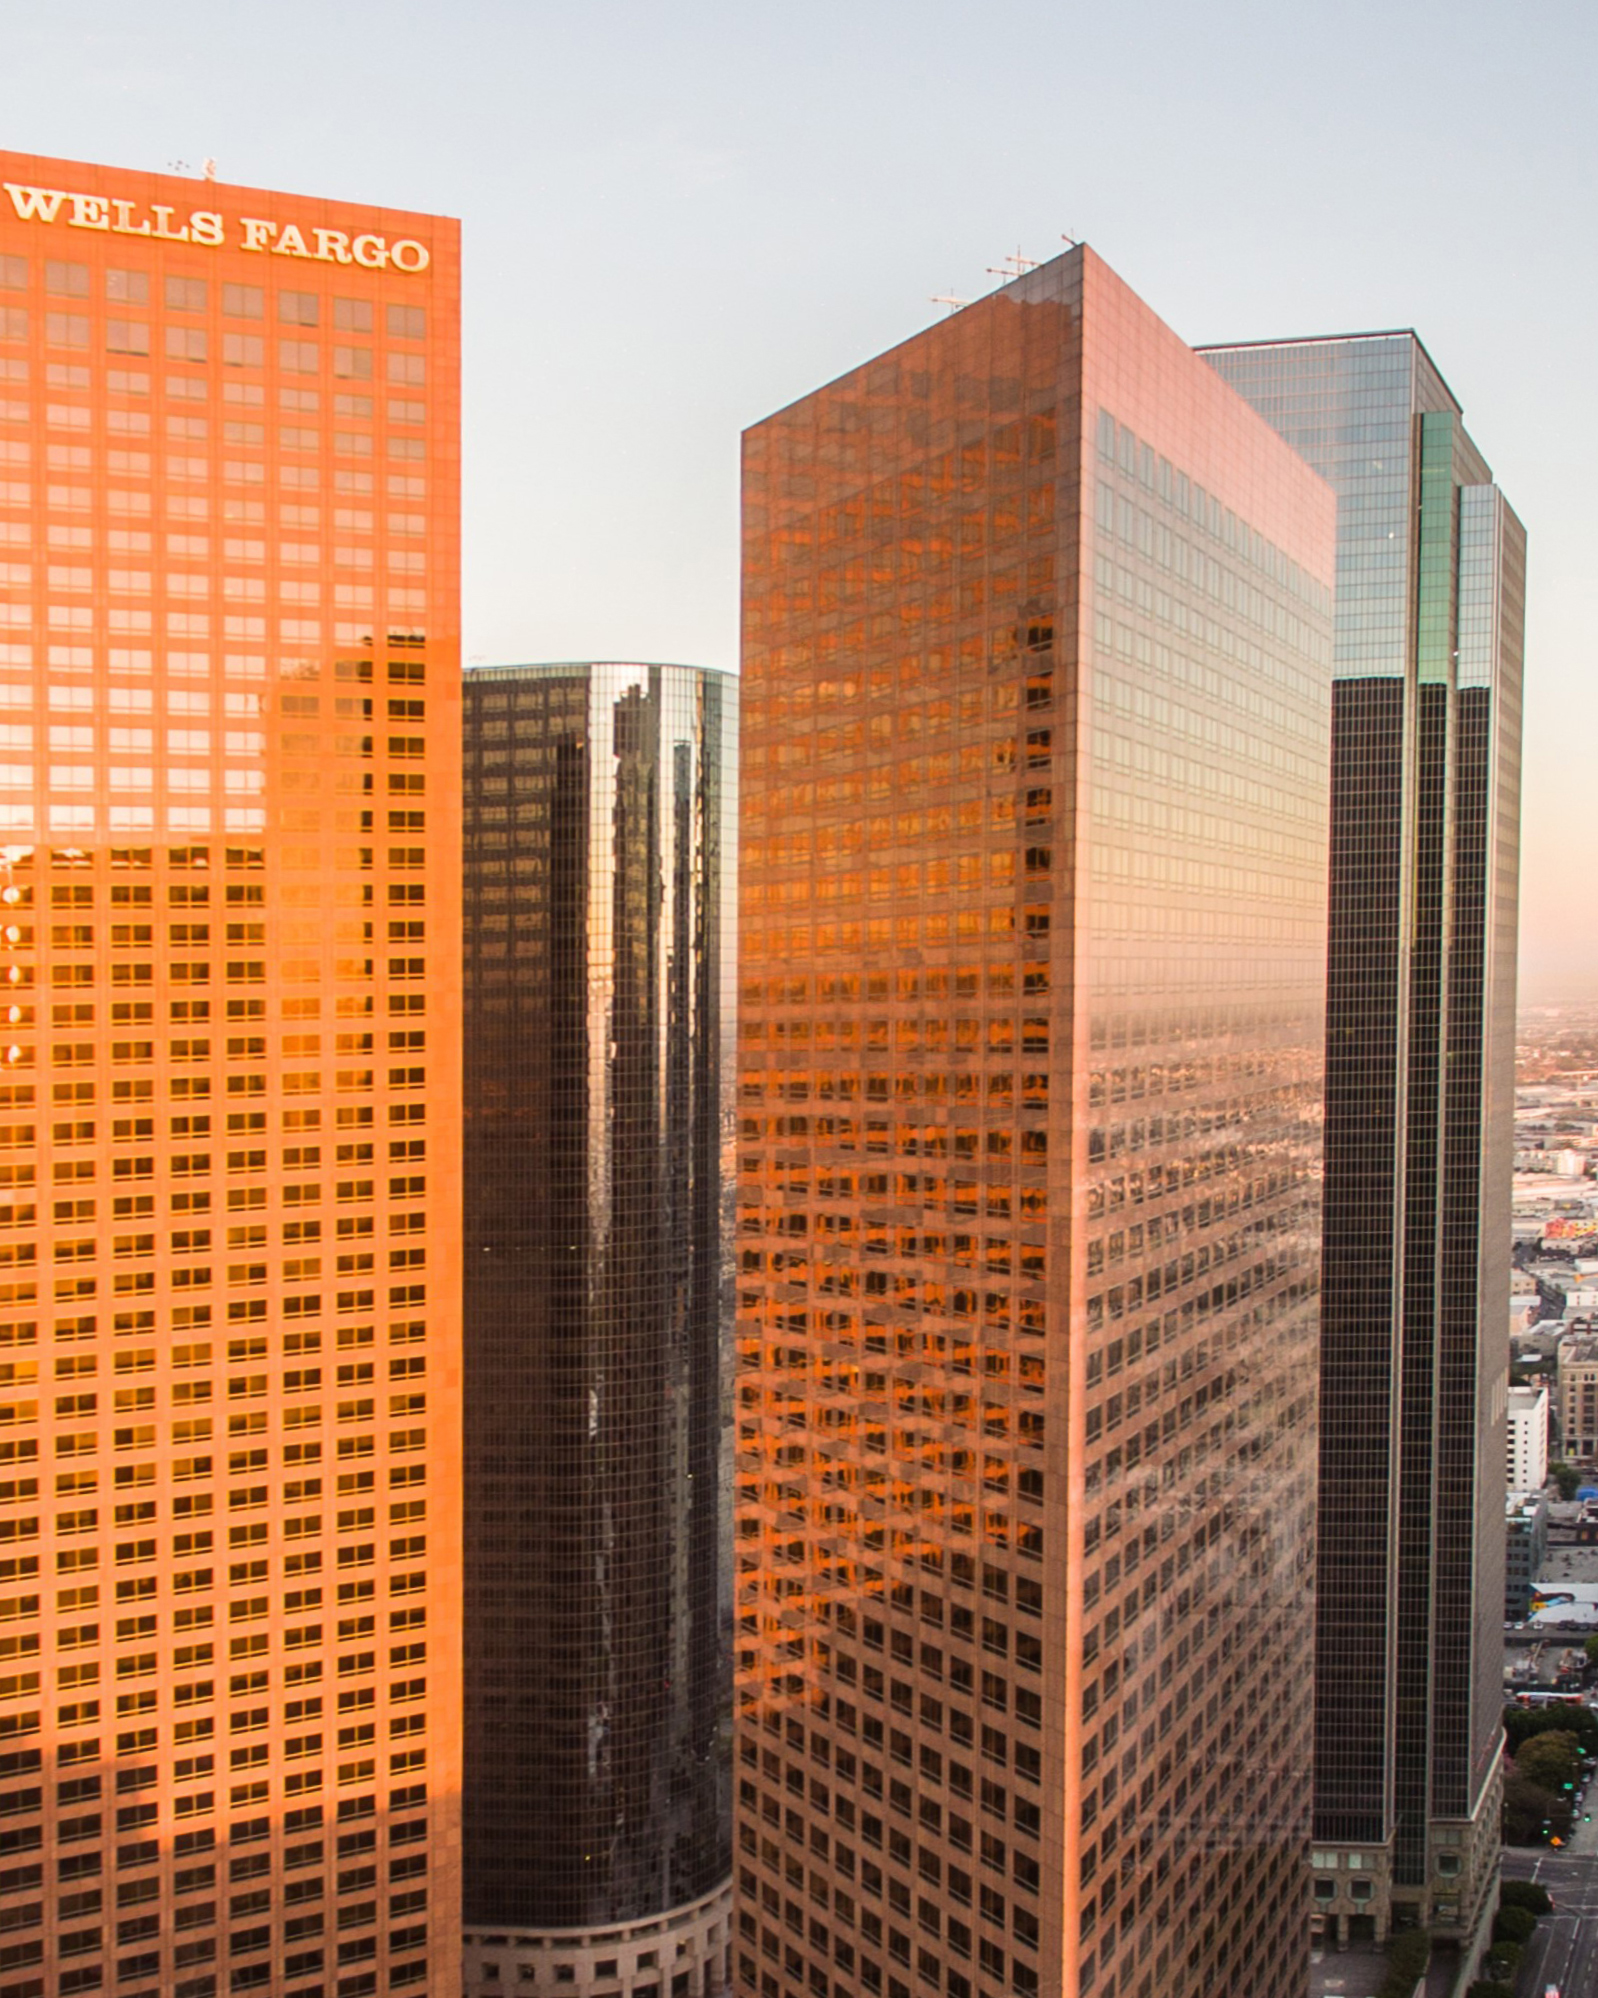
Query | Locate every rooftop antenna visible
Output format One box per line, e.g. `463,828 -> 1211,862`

986,247 -> 1040,281
1060,231 -> 1080,249
930,293 -> 972,316
203,158 -> 217,182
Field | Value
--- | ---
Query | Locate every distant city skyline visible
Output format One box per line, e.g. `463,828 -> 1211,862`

3,0 -> 1594,987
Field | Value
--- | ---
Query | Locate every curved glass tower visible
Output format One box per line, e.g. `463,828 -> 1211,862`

461,663 -> 736,1998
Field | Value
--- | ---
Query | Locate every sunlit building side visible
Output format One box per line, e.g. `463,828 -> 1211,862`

736,248 -> 1335,1998
0,148 -> 462,1998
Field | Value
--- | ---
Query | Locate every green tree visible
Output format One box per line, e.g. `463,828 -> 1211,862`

1505,1701 -> 1598,1756
1586,1632 -> 1598,1669
1518,1727 -> 1581,1791
1467,1983 -> 1514,1998
1500,1878 -> 1553,1914
1493,1903 -> 1536,1944
1374,1931 -> 1430,1998
1486,1939 -> 1522,1977
1552,1460 -> 1580,1499
1503,1766 -> 1571,1844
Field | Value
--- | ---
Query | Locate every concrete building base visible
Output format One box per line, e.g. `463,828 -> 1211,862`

463,1879 -> 733,1998
1310,1766 -> 1503,1953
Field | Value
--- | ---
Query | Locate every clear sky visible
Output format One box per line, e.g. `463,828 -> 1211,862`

9,0 -> 1596,990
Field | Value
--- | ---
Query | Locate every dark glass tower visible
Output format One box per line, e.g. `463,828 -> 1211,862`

461,663 -> 737,1998
1201,335 -> 1524,1951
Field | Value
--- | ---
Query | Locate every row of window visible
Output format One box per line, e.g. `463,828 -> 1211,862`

0,312 -> 428,387
0,262 -> 425,336
4,384 -> 424,426
0,481 -> 428,519
6,557 -> 429,587
3,409 -> 426,451
0,353 -> 422,417
4,519 -> 427,553
1,432 -> 428,472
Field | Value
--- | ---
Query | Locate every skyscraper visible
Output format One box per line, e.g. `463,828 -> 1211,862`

735,249 -> 1335,1998
461,663 -> 736,1998
1201,333 -> 1523,1951
0,151 -> 461,1998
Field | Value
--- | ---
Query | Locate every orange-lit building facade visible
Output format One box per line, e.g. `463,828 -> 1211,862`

0,152 -> 460,1998
735,249 -> 1333,1998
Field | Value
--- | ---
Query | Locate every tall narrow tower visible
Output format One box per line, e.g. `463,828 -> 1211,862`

461,662 -> 737,1998
1202,333 -> 1524,1949
0,150 -> 463,1998
735,249 -> 1336,1998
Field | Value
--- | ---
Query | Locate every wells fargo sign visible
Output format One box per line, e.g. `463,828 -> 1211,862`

2,182 -> 430,272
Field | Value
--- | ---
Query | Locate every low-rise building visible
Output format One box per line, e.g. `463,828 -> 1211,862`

1530,1263 -> 1598,1321
1515,1323 -> 1569,1375
1508,1383 -> 1551,1490
1507,1492 -> 1550,1620
1558,1335 -> 1598,1462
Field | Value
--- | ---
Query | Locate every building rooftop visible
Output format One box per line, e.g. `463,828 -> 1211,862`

1196,327 -> 1463,415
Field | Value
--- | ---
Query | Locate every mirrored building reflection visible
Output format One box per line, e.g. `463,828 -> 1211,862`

1202,334 -> 1524,1954
736,249 -> 1336,1998
462,663 -> 737,1998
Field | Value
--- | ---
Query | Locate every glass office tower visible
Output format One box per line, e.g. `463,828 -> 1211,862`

462,663 -> 736,1998
736,249 -> 1335,1998
0,150 -> 462,1998
1202,334 -> 1524,1950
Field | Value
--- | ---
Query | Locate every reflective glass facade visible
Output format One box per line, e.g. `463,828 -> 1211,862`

0,151 -> 462,1998
1202,335 -> 1524,1946
462,664 -> 736,1992
736,250 -> 1335,1998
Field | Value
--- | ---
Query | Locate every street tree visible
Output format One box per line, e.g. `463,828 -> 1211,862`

1503,1767 -> 1571,1845
1517,1728 -> 1581,1793
1505,1702 -> 1598,1756
1500,1878 -> 1553,1914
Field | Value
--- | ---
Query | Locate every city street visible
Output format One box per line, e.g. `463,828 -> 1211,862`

1503,1845 -> 1598,1995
